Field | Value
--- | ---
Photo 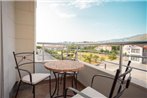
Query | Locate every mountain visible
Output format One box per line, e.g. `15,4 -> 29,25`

105,34 -> 147,42
126,34 -> 147,41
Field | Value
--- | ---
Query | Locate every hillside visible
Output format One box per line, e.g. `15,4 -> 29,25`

127,34 -> 147,41
106,34 -> 147,42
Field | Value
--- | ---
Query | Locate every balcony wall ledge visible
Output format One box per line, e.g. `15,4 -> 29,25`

35,59 -> 147,90
79,61 -> 147,89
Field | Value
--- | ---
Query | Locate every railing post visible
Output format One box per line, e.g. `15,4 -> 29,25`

42,43 -> 45,61
75,45 -> 78,61
61,50 -> 63,60
66,44 -> 68,59
119,45 -> 123,72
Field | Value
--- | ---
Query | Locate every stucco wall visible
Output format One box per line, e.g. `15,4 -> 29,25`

0,1 -> 35,98
15,1 -> 35,52
2,1 -> 16,98
15,1 -> 35,78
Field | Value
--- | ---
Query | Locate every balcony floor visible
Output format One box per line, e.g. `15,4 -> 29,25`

13,77 -> 85,98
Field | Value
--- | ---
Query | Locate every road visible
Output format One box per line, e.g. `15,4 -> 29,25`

36,50 -> 57,61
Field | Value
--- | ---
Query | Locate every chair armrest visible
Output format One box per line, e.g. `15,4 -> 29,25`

64,87 -> 91,98
91,74 -> 114,87
16,68 -> 32,83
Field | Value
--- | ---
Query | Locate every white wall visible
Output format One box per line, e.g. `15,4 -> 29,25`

2,1 -> 16,98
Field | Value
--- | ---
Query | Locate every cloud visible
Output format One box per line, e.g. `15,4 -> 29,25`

69,0 -> 133,10
70,0 -> 101,9
55,10 -> 76,18
48,2 -> 77,18
38,0 -> 128,18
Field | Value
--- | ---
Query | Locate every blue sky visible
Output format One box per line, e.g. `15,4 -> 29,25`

36,0 -> 146,42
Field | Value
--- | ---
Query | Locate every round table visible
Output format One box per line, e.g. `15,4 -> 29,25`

44,60 -> 84,97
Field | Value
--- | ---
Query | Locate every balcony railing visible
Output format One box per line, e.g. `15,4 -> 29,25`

36,41 -> 147,88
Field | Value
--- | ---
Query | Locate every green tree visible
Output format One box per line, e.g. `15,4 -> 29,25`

83,54 -> 93,63
36,46 -> 42,49
100,49 -> 104,53
83,45 -> 97,50
68,44 -> 77,50
93,55 -> 99,63
112,46 -> 119,54
100,57 -> 105,61
104,49 -> 110,54
108,52 -> 117,60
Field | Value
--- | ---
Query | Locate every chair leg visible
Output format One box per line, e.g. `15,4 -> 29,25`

71,72 -> 77,89
75,73 -> 78,89
32,85 -> 35,98
60,74 -> 63,84
52,72 -> 57,97
72,74 -> 74,88
15,81 -> 21,98
57,73 -> 60,95
49,76 -> 52,98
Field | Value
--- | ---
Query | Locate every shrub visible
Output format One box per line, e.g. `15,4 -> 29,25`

108,52 -> 117,60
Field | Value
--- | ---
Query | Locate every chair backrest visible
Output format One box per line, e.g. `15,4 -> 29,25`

109,61 -> 132,98
117,61 -> 131,94
13,51 -> 35,80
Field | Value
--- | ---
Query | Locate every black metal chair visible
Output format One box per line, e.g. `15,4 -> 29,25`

64,61 -> 132,98
13,51 -> 51,98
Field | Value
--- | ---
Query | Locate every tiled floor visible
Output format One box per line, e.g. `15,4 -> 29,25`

14,77 -> 85,98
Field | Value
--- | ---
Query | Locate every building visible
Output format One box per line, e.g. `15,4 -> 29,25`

123,45 -> 147,64
142,46 -> 147,64
95,45 -> 112,51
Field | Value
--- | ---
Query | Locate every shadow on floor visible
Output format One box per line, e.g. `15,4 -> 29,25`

12,77 -> 85,98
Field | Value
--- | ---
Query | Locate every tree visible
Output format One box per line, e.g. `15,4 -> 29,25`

68,44 -> 77,50
108,52 -> 117,60
93,55 -> 99,63
83,54 -> 93,63
100,57 -> 105,61
104,49 -> 110,54
36,46 -> 42,49
100,49 -> 104,53
112,46 -> 119,54
83,45 -> 97,50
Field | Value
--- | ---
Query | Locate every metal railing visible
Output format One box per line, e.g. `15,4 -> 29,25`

36,41 -> 147,73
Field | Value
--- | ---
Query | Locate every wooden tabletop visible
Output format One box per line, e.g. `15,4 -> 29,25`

44,60 -> 84,72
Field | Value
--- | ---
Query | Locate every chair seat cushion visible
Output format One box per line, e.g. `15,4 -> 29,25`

72,86 -> 107,98
22,73 -> 50,85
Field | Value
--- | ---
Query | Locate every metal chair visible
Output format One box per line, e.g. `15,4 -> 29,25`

64,61 -> 132,98
13,51 -> 51,98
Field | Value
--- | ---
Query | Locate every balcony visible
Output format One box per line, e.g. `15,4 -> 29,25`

0,1 -> 147,98
34,41 -> 147,98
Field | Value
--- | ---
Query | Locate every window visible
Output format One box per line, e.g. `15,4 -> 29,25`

131,49 -> 140,53
131,57 -> 139,61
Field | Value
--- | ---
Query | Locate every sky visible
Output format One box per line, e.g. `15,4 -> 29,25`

36,0 -> 146,42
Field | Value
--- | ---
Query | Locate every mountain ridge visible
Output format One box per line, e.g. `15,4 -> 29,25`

105,34 -> 147,42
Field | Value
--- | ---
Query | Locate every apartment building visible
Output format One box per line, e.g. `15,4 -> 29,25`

123,45 -> 147,64
95,45 -> 112,51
